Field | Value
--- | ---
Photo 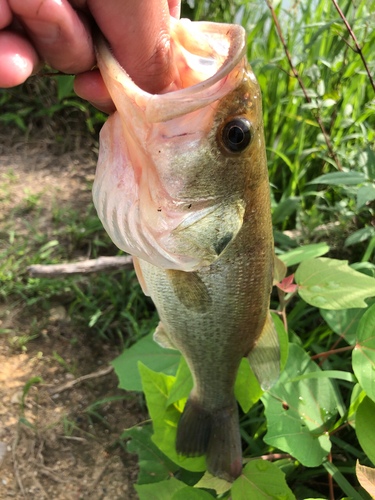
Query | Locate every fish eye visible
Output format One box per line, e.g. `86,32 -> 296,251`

221,117 -> 253,153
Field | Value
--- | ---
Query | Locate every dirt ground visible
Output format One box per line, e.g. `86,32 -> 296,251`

0,130 -> 145,500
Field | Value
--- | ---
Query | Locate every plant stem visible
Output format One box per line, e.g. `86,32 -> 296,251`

264,0 -> 343,171
318,336 -> 344,367
311,345 -> 354,360
328,452 -> 335,500
331,0 -> 375,94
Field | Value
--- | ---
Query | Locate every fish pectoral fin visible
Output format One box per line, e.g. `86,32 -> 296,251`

273,255 -> 287,285
153,322 -> 176,350
247,314 -> 280,391
133,256 -> 150,296
165,269 -> 211,314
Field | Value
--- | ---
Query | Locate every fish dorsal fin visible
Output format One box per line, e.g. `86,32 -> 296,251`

165,270 -> 211,314
247,314 -> 280,390
273,255 -> 287,285
153,322 -> 176,350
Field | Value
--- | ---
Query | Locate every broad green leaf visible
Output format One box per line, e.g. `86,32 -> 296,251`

345,227 -> 375,247
356,462 -> 375,499
320,300 -> 375,345
309,171 -> 367,186
262,344 -> 337,467
171,487 -> 213,500
135,477 -> 186,500
121,425 -> 178,484
194,471 -> 232,495
112,332 -> 180,391
234,358 -> 263,413
356,397 -> 375,466
167,357 -> 193,406
231,460 -> 295,500
295,258 -> 375,309
279,243 -> 330,267
352,304 -> 375,402
357,184 -> 375,209
139,363 -> 206,472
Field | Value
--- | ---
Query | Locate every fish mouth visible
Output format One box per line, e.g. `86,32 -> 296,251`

94,18 -> 246,123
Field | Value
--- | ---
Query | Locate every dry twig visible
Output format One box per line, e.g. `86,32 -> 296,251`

12,438 -> 28,500
50,365 -> 114,395
27,256 -> 133,278
264,0 -> 343,171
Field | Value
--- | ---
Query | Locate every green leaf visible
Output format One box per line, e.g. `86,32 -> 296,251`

194,471 -> 232,495
320,300 -> 375,345
121,425 -> 178,484
54,75 -> 75,101
356,397 -> 375,466
112,332 -> 181,391
234,358 -> 263,413
139,363 -> 206,472
167,357 -> 193,406
171,487 -> 214,500
345,227 -> 375,247
357,184 -> 375,209
135,477 -> 186,500
295,258 -> 375,309
279,243 -> 330,267
309,171 -> 367,186
262,344 -> 337,467
231,460 -> 295,500
352,303 -> 375,402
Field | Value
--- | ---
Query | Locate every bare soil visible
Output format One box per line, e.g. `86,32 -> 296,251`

0,130 -> 144,500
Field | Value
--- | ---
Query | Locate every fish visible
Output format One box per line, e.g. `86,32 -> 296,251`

93,17 -> 286,482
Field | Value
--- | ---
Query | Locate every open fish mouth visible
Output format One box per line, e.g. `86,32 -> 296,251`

93,18 -> 249,271
94,18 -> 247,123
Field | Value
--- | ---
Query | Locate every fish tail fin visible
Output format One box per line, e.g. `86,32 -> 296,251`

176,395 -> 242,482
206,397 -> 242,481
176,397 -> 211,456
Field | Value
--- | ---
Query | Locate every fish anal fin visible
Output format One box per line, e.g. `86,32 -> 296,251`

247,314 -> 280,390
153,322 -> 176,350
133,256 -> 150,296
165,270 -> 211,314
273,255 -> 287,285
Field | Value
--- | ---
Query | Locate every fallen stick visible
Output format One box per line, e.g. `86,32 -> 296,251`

50,365 -> 114,395
27,256 -> 133,278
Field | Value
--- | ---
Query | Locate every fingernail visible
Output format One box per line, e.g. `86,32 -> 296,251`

24,20 -> 59,44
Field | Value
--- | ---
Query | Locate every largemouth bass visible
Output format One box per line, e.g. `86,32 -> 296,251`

93,18 -> 285,481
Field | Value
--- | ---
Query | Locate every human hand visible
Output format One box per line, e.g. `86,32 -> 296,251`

0,0 -> 181,113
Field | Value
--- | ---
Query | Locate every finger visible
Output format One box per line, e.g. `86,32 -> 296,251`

0,30 -> 40,87
0,0 -> 13,29
87,0 -> 179,94
74,70 -> 115,114
9,0 -> 95,74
